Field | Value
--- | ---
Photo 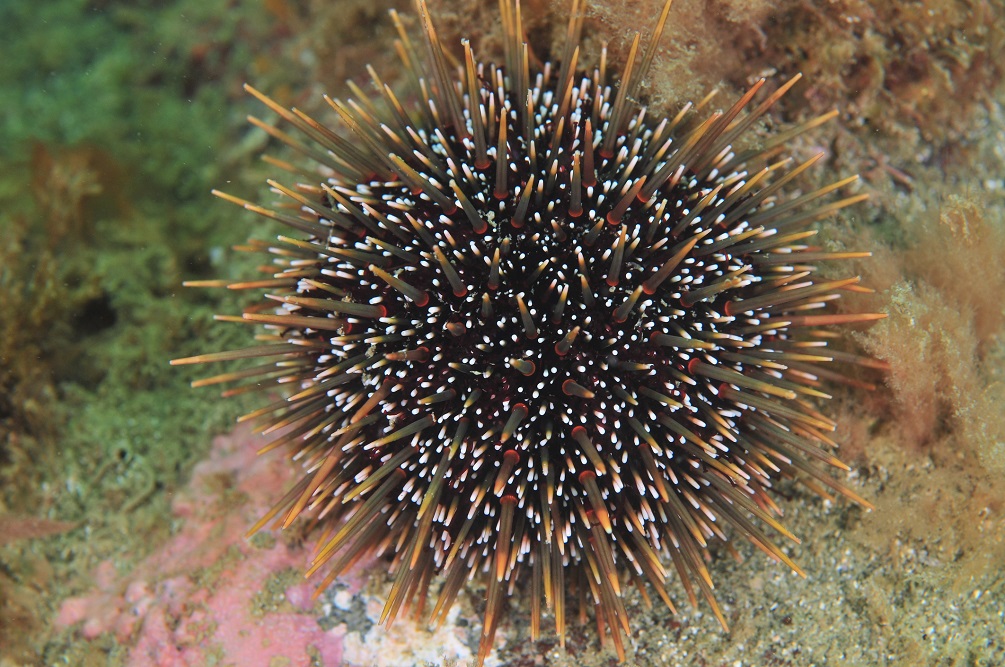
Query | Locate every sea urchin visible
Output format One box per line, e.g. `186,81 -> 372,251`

173,0 -> 884,663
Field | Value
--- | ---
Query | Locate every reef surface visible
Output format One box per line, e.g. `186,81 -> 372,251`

1,1 -> 1003,665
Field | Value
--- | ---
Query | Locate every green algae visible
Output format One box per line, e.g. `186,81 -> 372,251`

0,0 -> 294,662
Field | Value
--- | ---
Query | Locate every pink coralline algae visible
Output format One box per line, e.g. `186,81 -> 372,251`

56,426 -> 355,667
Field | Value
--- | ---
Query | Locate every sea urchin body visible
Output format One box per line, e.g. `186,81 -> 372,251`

173,0 -> 883,663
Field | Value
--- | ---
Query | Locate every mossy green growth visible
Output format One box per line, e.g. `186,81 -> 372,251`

1,2 -> 305,663
0,0 -> 287,550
